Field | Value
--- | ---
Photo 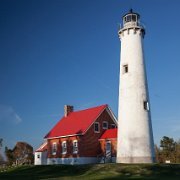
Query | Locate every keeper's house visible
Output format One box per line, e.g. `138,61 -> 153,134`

35,104 -> 118,165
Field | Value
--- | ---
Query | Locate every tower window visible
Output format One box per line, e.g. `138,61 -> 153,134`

123,64 -> 128,73
144,101 -> 149,111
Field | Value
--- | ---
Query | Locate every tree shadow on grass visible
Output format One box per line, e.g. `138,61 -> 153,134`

0,164 -> 180,180
0,164 -> 95,180
103,164 -> 180,180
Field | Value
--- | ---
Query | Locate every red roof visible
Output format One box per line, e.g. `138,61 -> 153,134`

44,104 -> 107,139
35,142 -> 48,152
99,128 -> 117,140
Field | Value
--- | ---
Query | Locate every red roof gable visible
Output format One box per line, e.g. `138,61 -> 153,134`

99,128 -> 117,140
44,104 -> 107,139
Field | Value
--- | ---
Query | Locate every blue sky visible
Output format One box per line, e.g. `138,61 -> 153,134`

0,0 -> 180,152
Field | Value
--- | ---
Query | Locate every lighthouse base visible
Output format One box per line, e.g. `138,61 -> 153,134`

116,156 -> 156,164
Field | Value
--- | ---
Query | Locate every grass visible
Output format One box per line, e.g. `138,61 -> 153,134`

0,163 -> 179,180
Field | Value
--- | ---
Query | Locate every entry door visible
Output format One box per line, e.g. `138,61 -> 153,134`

105,141 -> 111,157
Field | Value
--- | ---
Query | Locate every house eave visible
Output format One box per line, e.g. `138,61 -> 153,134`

98,138 -> 117,141
44,133 -> 83,140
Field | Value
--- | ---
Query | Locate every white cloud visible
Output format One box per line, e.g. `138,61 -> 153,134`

0,105 -> 22,124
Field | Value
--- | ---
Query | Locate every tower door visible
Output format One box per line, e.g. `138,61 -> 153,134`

105,141 -> 111,158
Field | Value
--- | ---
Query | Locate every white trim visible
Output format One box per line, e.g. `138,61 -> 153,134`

45,133 -> 82,140
102,121 -> 108,129
61,141 -> 67,154
82,105 -> 106,135
99,138 -> 117,141
73,140 -> 78,154
106,106 -> 118,126
47,157 -> 98,165
94,122 -> 100,133
52,142 -> 57,155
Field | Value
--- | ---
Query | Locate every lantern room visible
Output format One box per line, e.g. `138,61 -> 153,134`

123,9 -> 140,27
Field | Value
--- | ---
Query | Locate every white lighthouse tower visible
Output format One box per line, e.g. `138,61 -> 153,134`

117,10 -> 155,163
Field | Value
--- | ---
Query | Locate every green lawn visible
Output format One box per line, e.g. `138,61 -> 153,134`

0,163 -> 179,180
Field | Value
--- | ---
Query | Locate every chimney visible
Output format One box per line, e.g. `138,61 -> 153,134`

64,105 -> 74,117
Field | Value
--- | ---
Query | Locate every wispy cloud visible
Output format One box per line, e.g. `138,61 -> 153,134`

0,105 -> 22,124
171,123 -> 180,133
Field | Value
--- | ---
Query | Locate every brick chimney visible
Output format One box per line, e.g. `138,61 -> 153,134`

64,105 -> 74,117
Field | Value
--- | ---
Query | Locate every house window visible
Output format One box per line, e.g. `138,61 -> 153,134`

37,154 -> 40,158
103,121 -> 108,129
111,124 -> 116,129
94,122 -> 100,133
123,64 -> 128,74
62,141 -> 67,154
52,142 -> 57,155
73,140 -> 78,154
144,101 -> 149,111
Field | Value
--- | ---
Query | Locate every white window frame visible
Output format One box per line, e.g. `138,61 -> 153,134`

37,154 -> 40,159
73,140 -> 78,154
62,141 -> 67,154
102,121 -> 108,129
94,122 -> 100,133
52,142 -> 57,155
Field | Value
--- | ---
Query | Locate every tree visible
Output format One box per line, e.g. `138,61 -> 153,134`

160,136 -> 176,162
155,136 -> 180,163
155,144 -> 162,163
5,146 -> 14,165
5,142 -> 34,165
0,138 -> 2,149
174,139 -> 180,163
0,138 -> 4,164
13,142 -> 34,165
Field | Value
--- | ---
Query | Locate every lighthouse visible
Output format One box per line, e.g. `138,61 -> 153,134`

117,10 -> 155,163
